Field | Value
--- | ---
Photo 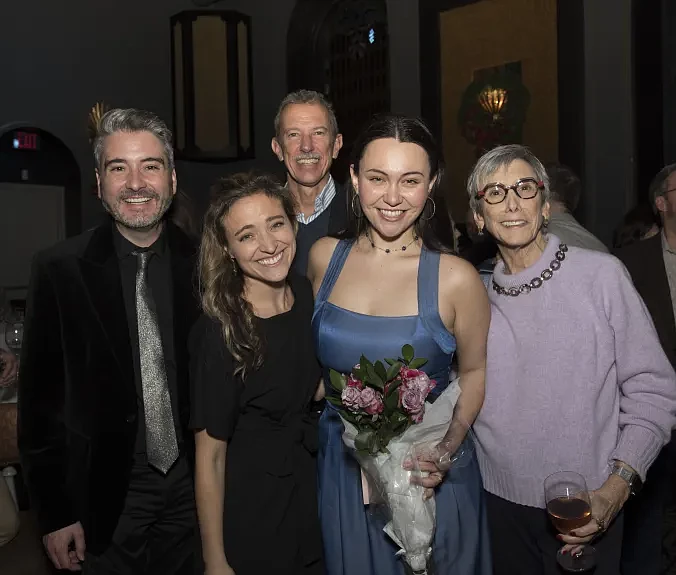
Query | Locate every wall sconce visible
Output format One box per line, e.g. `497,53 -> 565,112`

171,11 -> 254,162
478,86 -> 508,122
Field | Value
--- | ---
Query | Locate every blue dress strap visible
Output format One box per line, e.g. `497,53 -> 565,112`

315,239 -> 353,308
417,247 -> 456,354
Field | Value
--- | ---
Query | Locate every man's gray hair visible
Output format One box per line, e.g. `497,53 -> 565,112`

650,163 -> 676,212
93,108 -> 174,171
466,144 -> 551,213
273,89 -> 339,140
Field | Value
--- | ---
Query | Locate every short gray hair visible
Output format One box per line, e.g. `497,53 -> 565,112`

649,163 -> 676,212
466,144 -> 550,213
273,89 -> 339,140
93,108 -> 174,171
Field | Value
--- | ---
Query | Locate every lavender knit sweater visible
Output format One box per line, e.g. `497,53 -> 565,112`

474,235 -> 676,509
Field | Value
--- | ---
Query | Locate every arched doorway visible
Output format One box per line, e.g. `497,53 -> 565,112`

0,126 -> 81,296
287,0 -> 390,181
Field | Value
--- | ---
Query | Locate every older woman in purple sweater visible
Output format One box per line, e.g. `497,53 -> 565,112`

468,144 -> 676,575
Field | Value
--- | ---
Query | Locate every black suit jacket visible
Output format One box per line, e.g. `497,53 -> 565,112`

17,221 -> 200,553
327,181 -> 349,236
615,233 -> 676,368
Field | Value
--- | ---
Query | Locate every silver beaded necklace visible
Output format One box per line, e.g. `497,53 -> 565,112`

492,243 -> 568,297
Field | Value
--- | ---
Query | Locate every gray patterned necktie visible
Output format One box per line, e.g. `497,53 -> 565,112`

133,251 -> 178,474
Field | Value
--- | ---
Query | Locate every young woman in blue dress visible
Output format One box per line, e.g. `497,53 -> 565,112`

308,115 -> 492,574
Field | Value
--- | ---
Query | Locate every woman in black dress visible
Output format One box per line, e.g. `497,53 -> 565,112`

190,173 -> 324,575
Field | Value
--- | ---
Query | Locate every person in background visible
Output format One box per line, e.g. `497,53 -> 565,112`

613,202 -> 661,249
457,207 -> 498,279
18,108 -> 201,573
469,144 -> 676,575
614,162 -> 676,575
544,162 -> 608,252
271,90 -> 348,275
190,173 -> 323,575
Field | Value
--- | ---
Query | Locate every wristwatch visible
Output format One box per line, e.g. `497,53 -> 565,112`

610,462 -> 643,495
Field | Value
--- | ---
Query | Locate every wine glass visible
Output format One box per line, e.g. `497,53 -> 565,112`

544,471 -> 596,572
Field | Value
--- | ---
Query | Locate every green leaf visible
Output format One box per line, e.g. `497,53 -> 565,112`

329,369 -> 346,392
366,364 -> 384,389
393,411 -> 409,424
386,377 -> 403,397
360,355 -> 375,371
408,357 -> 428,369
355,430 -> 374,452
402,344 -> 414,364
385,389 -> 399,411
386,361 -> 403,381
374,361 -> 388,382
384,358 -> 398,366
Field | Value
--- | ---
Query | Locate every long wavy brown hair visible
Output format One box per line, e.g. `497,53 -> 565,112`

199,172 -> 297,379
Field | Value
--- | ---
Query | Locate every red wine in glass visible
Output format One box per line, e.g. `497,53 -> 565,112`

544,471 -> 596,572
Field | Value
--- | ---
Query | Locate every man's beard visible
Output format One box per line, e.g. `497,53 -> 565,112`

102,187 -> 173,230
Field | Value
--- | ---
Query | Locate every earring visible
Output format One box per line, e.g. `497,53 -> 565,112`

419,197 -> 436,221
225,251 -> 238,274
478,226 -> 484,236
351,194 -> 362,218
543,217 -> 549,228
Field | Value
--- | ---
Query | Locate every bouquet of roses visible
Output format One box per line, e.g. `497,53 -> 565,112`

326,344 -> 465,574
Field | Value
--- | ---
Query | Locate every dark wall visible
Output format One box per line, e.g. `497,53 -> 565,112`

663,0 -> 676,166
0,0 -> 295,229
634,0 -> 664,201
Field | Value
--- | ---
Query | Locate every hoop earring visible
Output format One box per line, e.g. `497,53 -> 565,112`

419,197 -> 436,221
351,194 -> 362,218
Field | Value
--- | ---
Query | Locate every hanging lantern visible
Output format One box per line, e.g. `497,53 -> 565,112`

478,86 -> 508,121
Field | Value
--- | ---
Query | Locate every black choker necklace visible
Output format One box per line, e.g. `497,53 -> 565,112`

367,231 -> 419,254
492,243 -> 568,296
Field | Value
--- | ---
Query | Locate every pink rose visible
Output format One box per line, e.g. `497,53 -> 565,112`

401,371 -> 436,396
346,374 -> 363,389
364,392 -> 384,415
400,367 -> 423,380
398,371 -> 436,423
357,387 -> 377,409
400,386 -> 426,422
341,387 -> 361,412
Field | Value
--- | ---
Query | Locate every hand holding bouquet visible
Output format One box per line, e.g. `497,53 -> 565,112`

327,345 -> 469,574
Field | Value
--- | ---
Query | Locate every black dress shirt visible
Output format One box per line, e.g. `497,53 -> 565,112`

113,223 -> 182,453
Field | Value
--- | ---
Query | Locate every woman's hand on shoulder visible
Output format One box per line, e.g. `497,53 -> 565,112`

307,237 -> 340,292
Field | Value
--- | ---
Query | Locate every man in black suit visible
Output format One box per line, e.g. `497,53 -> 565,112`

18,108 -> 200,573
271,90 -> 348,275
615,162 -> 676,575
